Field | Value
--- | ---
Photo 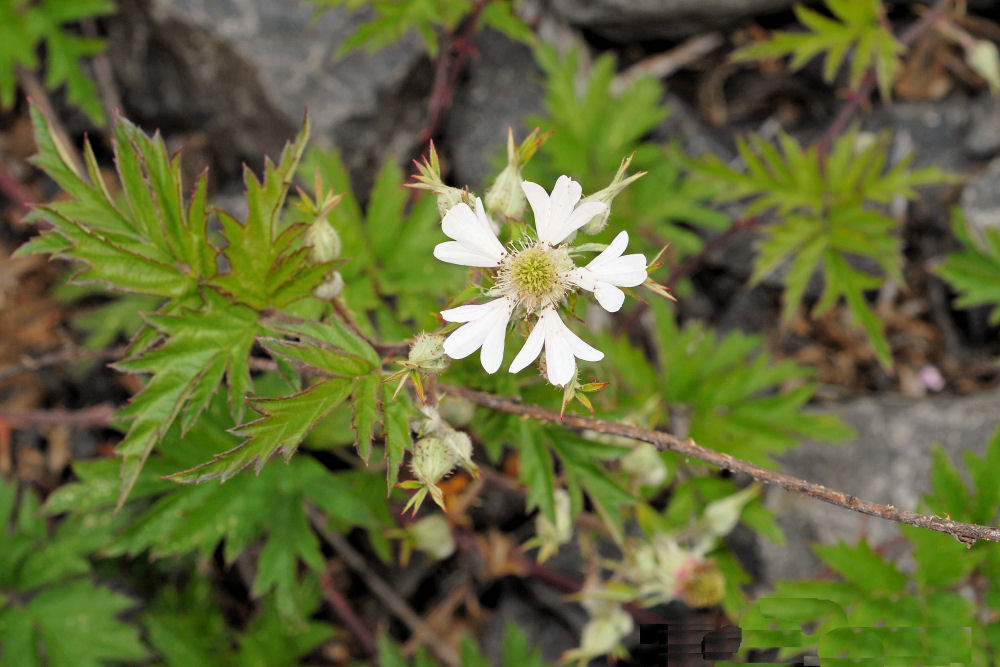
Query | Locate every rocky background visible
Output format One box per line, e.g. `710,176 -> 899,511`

1,0 -> 999,663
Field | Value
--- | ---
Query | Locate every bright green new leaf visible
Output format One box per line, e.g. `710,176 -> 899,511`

813,540 -> 907,593
935,209 -> 1000,326
0,0 -> 113,123
733,0 -> 903,101
689,127 -> 955,368
210,114 -> 321,310
19,106 -> 207,300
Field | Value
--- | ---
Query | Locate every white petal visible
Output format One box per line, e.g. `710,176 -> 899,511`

521,180 -> 550,239
592,255 -> 647,287
566,266 -> 595,292
443,317 -> 494,359
441,298 -> 513,365
509,315 -> 547,374
433,241 -> 501,268
548,176 -> 583,234
593,282 -> 626,312
543,321 -> 576,386
548,311 -> 604,362
480,311 -> 510,374
440,201 -> 505,265
587,231 -> 630,270
546,201 -> 607,245
441,301 -> 493,323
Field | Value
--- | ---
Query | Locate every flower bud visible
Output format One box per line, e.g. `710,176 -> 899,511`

410,437 -> 458,486
579,154 -> 645,235
442,429 -> 472,465
304,218 -> 342,263
406,333 -> 449,375
968,39 -> 1000,93
313,271 -> 344,300
434,187 -> 474,218
409,140 -> 475,217
701,484 -> 758,542
484,131 -> 527,223
677,558 -> 725,608
621,443 -> 668,488
534,488 -> 573,562
408,514 -> 455,561
563,602 -> 634,663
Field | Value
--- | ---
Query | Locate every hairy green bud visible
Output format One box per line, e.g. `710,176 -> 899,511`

407,333 -> 450,375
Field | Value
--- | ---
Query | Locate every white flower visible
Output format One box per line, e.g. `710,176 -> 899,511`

431,174 -> 645,385
521,175 -> 608,245
569,230 -> 648,312
509,306 -> 603,386
440,296 -> 514,374
432,197 -> 505,268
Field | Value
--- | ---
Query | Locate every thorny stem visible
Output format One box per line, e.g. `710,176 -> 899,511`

419,0 -> 490,147
441,385 -> 1000,546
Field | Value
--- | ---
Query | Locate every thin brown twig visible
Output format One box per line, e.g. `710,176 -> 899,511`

319,570 -> 378,659
0,404 -> 115,428
0,346 -> 125,381
441,385 -> 1000,546
611,32 -> 725,95
814,0 -> 954,156
306,505 -> 461,667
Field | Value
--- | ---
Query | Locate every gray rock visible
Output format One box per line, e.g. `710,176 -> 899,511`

442,28 -> 546,192
965,94 -> 1000,160
549,0 -> 797,42
961,155 -> 1000,242
107,0 -> 430,192
757,393 -> 999,586
867,95 -> 973,175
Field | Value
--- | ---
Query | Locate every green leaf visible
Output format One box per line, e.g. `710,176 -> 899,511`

518,421 -> 556,522
210,114 -> 313,309
613,301 -> 855,467
168,377 -> 355,483
352,373 -> 382,463
313,0 -> 474,57
813,540 -> 907,593
20,106 -> 208,300
251,489 -> 324,619
733,0 -> 903,101
262,316 -> 381,368
0,0 -> 113,123
687,129 -> 953,368
0,579 -> 148,667
383,388 -> 415,492
935,208 -> 1000,326
111,292 -> 259,504
260,337 -> 373,377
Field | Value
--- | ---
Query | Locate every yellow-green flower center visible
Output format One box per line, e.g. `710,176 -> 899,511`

510,246 -> 558,296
